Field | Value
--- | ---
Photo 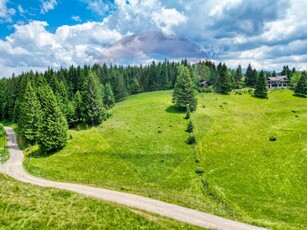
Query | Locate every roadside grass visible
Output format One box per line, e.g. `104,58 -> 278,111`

0,173 -> 202,230
0,123 -> 8,163
25,89 -> 306,229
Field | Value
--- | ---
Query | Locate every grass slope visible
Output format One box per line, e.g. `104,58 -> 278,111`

25,89 -> 306,229
0,173 -> 201,230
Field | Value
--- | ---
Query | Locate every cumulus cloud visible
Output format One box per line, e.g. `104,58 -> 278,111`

40,0 -> 57,14
0,20 -> 123,77
0,0 -> 16,23
1,0 -> 307,77
152,8 -> 187,35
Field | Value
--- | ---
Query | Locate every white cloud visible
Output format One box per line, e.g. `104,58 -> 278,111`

17,5 -> 25,16
0,20 -> 123,77
40,0 -> 57,14
72,16 -> 81,22
0,0 -> 15,23
152,8 -> 187,35
1,0 -> 307,77
81,0 -> 116,16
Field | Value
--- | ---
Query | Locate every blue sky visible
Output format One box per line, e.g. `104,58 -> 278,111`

0,0 -> 307,77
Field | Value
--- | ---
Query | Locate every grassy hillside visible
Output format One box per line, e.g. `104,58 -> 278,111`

0,173 -> 201,229
25,89 -> 306,229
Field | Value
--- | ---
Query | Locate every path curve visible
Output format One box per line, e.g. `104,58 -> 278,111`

0,127 -> 266,230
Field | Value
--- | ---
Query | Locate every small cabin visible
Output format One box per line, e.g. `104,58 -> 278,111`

267,76 -> 289,88
200,80 -> 209,88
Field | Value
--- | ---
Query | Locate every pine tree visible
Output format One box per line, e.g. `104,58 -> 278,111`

18,81 -> 41,144
245,64 -> 253,87
219,64 -> 232,94
37,86 -> 68,152
74,91 -> 83,123
172,65 -> 197,111
130,77 -> 141,94
254,70 -> 268,98
295,72 -> 307,96
251,69 -> 258,87
186,120 -> 194,133
83,71 -> 106,125
103,82 -> 115,109
235,65 -> 243,88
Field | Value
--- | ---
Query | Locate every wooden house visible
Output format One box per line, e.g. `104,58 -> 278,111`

200,80 -> 209,88
267,76 -> 289,88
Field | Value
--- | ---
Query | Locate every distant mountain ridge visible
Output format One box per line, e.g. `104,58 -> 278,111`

99,31 -> 208,64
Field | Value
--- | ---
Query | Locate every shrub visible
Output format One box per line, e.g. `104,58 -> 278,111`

186,134 -> 196,145
269,136 -> 276,141
195,167 -> 204,174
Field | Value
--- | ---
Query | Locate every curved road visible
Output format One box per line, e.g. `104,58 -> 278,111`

0,127 -> 266,230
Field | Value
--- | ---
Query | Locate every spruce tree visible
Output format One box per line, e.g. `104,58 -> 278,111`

18,81 -> 41,144
74,91 -> 83,123
172,65 -> 198,111
220,64 -> 232,94
130,77 -> 141,94
83,71 -> 106,125
37,86 -> 68,152
245,64 -> 253,86
235,65 -> 243,88
103,82 -> 115,109
186,120 -> 194,133
254,70 -> 268,98
295,72 -> 307,96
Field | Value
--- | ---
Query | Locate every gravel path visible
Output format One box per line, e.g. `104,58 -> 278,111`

0,126 -> 266,230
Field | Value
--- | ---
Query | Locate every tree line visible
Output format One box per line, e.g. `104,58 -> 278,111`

0,60 -> 306,151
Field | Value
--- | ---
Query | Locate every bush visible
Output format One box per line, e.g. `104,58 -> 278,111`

269,136 -> 276,141
186,134 -> 196,145
195,167 -> 204,174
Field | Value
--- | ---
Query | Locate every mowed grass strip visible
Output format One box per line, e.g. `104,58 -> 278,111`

26,89 -> 306,229
0,174 -> 202,230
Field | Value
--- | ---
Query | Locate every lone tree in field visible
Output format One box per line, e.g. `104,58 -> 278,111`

18,81 -> 41,145
172,65 -> 197,111
254,70 -> 268,98
37,86 -> 68,152
295,72 -> 307,96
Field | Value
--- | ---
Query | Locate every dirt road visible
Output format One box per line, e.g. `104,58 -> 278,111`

0,126 -> 266,230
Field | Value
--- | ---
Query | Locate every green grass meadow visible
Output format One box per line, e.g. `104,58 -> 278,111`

0,174 -> 201,230
25,89 -> 306,229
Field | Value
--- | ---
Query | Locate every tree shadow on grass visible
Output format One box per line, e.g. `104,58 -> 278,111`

293,93 -> 307,98
165,105 -> 185,114
27,147 -> 59,159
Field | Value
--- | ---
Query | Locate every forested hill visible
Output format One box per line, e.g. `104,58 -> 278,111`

0,59 -> 305,127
